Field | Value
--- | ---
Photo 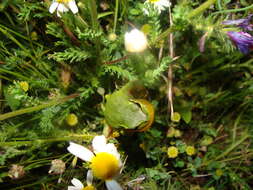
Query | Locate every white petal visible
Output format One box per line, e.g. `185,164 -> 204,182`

105,143 -> 120,160
105,180 -> 123,190
68,186 -> 81,190
67,142 -> 94,162
68,0 -> 78,14
92,135 -> 107,153
56,10 -> 62,17
49,2 -> 59,13
71,178 -> 84,189
58,3 -> 69,13
86,170 -> 93,186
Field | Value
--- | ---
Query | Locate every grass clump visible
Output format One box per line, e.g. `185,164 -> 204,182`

0,0 -> 253,189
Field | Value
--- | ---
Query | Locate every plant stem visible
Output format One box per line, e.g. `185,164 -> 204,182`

212,4 -> 253,14
0,93 -> 79,121
201,133 -> 249,166
113,0 -> 119,33
88,0 -> 101,63
188,0 -> 217,18
167,4 -> 174,119
0,134 -> 92,146
218,152 -> 253,163
215,133 -> 249,160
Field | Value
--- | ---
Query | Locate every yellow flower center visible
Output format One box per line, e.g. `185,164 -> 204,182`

149,0 -> 159,3
91,152 -> 120,180
82,185 -> 96,190
57,0 -> 71,3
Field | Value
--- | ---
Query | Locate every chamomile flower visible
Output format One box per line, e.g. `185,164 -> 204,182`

68,175 -> 95,190
145,0 -> 171,13
67,135 -> 123,190
124,29 -> 148,53
49,0 -> 78,17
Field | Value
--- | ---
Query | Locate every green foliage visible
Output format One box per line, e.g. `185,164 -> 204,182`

0,0 -> 253,189
50,48 -> 91,63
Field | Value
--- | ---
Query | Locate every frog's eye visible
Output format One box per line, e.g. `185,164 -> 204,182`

128,99 -> 155,132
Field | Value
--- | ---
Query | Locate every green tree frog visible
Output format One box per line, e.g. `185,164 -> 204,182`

104,81 -> 154,132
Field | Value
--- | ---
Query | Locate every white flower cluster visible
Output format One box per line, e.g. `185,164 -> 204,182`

49,0 -> 78,17
145,0 -> 171,14
67,135 -> 123,190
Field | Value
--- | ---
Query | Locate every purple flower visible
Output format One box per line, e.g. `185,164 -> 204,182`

222,14 -> 253,31
227,31 -> 253,54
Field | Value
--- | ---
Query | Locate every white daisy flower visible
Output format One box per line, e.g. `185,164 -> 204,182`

67,135 -> 123,190
68,178 -> 84,190
68,171 -> 95,190
49,0 -> 78,17
124,29 -> 148,53
145,0 -> 171,13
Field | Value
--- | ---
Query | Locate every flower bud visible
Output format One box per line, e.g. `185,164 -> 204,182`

8,164 -> 25,179
66,113 -> 78,126
108,33 -> 117,41
49,159 -> 66,174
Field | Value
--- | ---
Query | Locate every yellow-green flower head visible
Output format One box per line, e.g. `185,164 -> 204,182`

167,127 -> 175,138
66,113 -> 78,126
108,33 -> 117,41
67,136 -> 123,190
185,146 -> 196,156
124,29 -> 148,53
174,129 -> 182,138
215,169 -> 223,177
49,0 -> 78,17
19,81 -> 29,92
167,146 -> 178,158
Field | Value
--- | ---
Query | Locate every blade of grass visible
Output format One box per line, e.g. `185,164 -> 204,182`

0,93 -> 79,121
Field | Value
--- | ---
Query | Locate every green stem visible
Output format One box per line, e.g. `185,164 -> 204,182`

0,93 -> 79,121
0,27 -> 27,51
0,79 -> 2,113
201,133 -> 249,166
218,152 -> 253,163
0,134 -> 92,146
188,0 -> 217,18
0,24 -> 42,47
76,15 -> 88,26
88,0 -> 101,63
212,4 -> 253,14
0,68 -> 30,80
113,0 -> 119,33
154,0 -> 217,43
215,133 -> 249,160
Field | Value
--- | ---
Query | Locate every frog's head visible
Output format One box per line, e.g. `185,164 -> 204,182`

104,81 -> 154,132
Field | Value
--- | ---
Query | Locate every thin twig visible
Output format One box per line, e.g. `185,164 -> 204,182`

167,4 -> 174,119
103,56 -> 128,65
